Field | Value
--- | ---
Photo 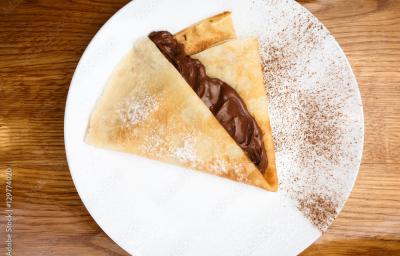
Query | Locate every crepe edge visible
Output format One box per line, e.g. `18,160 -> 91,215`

174,11 -> 236,55
193,37 -> 279,191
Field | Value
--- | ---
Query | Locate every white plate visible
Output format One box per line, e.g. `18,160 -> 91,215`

64,0 -> 364,255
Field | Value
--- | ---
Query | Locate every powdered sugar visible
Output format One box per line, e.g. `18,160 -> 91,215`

172,135 -> 199,165
138,127 -> 201,169
209,159 -> 228,175
117,94 -> 159,127
232,163 -> 248,182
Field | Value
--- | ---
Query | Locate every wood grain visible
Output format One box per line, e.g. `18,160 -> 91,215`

0,0 -> 399,255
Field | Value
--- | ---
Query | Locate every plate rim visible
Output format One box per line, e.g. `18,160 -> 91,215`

64,0 -> 365,255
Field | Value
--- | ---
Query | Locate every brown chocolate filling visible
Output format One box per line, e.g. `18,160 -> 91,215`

149,31 -> 268,173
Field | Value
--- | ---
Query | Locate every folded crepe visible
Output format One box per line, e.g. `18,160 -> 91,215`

174,13 -> 277,190
86,12 -> 278,191
193,38 -> 278,190
86,37 -> 271,190
174,11 -> 235,55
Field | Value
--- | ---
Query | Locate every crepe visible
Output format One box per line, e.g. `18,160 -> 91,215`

174,11 -> 235,55
85,37 -> 272,190
194,38 -> 278,191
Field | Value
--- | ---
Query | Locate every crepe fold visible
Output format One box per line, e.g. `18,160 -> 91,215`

86,37 -> 271,190
174,11 -> 235,55
194,38 -> 278,191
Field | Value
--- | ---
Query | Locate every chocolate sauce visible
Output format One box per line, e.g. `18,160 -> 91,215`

149,31 -> 268,172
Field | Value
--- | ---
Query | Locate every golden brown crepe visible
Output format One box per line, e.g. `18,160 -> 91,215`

194,38 -> 278,191
85,37 -> 272,190
174,11 -> 235,55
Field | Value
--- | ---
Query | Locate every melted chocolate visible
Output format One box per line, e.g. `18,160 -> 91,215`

149,31 -> 268,172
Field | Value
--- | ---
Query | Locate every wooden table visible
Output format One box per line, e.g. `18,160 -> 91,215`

0,0 -> 399,255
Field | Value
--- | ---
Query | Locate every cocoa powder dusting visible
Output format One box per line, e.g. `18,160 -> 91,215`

296,90 -> 345,167
251,6 -> 363,232
298,193 -> 338,231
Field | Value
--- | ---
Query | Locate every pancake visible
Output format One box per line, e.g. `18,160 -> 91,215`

85,37 -> 272,190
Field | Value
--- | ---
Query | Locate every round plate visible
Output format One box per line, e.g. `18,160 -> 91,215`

64,0 -> 364,255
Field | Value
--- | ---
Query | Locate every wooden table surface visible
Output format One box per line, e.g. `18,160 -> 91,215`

0,0 -> 399,255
